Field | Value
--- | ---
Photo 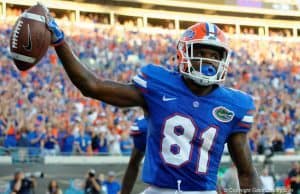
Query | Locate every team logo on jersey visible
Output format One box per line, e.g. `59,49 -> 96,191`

212,106 -> 234,123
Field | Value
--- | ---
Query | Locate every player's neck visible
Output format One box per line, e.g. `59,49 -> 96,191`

183,77 -> 217,96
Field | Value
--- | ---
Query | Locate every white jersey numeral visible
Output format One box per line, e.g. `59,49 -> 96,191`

160,115 -> 217,173
197,127 -> 217,173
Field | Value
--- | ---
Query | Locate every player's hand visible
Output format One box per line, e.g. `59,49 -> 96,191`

46,13 -> 64,46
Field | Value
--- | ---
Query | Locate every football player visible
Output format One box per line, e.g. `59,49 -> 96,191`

121,116 -> 147,194
46,11 -> 262,194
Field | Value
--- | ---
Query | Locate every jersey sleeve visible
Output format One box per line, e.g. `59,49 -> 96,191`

130,118 -> 147,152
231,95 -> 256,134
132,64 -> 159,96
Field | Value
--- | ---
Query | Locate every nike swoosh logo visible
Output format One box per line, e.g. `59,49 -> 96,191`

23,24 -> 32,51
162,95 -> 177,101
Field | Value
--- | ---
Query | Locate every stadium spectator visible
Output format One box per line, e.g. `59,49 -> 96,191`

16,127 -> 30,162
98,131 -> 109,155
257,130 -> 271,155
27,125 -> 45,158
260,168 -> 275,194
294,126 -> 300,150
42,127 -> 58,156
16,127 -> 30,148
98,173 -> 108,194
284,127 -> 296,154
47,180 -> 63,194
119,133 -> 133,156
84,169 -> 102,194
58,129 -> 75,155
74,127 -> 92,155
107,130 -> 121,155
103,171 -> 121,194
288,162 -> 300,194
9,170 -> 36,194
91,131 -> 100,153
271,130 -> 284,153
3,129 -> 17,149
64,179 -> 84,194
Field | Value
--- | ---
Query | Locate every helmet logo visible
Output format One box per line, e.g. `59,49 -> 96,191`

183,30 -> 195,39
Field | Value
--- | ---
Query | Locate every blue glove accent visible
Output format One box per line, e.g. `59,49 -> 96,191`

201,64 -> 217,76
47,17 -> 64,45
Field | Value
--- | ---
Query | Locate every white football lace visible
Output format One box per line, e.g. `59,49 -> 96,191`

12,20 -> 24,49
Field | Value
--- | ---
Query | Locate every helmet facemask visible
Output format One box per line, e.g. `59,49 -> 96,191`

178,41 -> 230,86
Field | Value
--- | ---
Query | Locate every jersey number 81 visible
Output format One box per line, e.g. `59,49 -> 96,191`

160,114 -> 217,173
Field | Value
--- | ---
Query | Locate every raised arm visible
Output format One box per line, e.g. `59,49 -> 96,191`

47,14 -> 145,108
227,133 -> 263,194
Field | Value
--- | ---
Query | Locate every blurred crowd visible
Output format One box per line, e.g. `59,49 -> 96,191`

2,162 -> 299,194
5,7 -> 296,36
1,9 -> 300,160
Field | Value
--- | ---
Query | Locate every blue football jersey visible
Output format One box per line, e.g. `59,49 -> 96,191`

130,117 -> 148,152
132,64 -> 255,191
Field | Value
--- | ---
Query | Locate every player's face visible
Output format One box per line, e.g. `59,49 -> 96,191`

188,44 -> 221,72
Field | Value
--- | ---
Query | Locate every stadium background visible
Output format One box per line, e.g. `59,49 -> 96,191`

1,0 -> 300,193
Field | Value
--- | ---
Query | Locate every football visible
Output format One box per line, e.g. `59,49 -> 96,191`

9,3 -> 51,71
